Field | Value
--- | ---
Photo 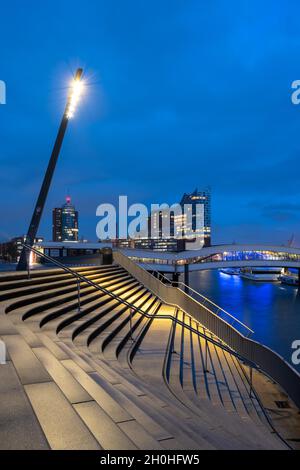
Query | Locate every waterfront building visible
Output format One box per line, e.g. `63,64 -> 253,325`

52,196 -> 79,242
0,235 -> 44,262
131,188 -> 211,251
179,187 -> 211,247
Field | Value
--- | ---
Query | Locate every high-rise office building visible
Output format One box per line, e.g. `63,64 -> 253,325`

148,188 -> 211,247
52,196 -> 79,242
52,208 -> 62,242
122,188 -> 211,251
179,188 -> 211,247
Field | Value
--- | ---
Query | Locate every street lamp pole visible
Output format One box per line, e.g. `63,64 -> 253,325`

17,68 -> 84,271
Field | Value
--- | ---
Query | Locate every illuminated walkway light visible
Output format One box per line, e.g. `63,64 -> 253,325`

17,68 -> 84,271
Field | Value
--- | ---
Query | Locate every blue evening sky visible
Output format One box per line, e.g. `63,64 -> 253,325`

1,0 -> 300,245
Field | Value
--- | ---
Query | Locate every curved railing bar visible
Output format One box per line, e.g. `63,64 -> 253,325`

143,264 -> 254,337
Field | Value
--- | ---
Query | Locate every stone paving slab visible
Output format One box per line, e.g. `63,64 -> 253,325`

0,362 -> 49,450
37,333 -> 71,360
74,401 -> 137,450
2,335 -> 51,385
118,419 -> 163,450
61,358 -> 132,423
33,347 -> 93,404
57,341 -> 96,372
24,382 -> 100,450
15,324 -> 43,348
0,312 -> 18,335
90,371 -> 172,442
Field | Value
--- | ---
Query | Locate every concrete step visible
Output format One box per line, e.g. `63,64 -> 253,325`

0,267 -> 125,300
25,280 -> 140,330
2,334 -> 51,385
76,288 -> 151,350
58,283 -> 144,341
0,265 -> 118,288
0,361 -> 50,449
61,359 -> 133,423
74,401 -> 137,450
5,271 -> 132,317
101,292 -> 156,360
118,299 -> 161,368
90,371 -> 172,442
24,381 -> 101,450
32,347 -> 93,404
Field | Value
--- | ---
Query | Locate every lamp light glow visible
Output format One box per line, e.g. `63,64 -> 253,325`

66,68 -> 84,119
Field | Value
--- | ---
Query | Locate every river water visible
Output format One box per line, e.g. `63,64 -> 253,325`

188,270 -> 300,373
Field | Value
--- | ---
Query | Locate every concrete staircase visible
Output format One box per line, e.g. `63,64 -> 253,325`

0,265 -> 288,449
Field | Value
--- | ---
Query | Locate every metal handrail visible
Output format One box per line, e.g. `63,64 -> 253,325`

23,244 -> 85,312
23,243 -> 257,368
22,244 -> 290,448
144,264 -> 254,338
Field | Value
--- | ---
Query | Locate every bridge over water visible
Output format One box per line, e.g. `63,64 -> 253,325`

35,241 -> 300,286
119,243 -> 300,285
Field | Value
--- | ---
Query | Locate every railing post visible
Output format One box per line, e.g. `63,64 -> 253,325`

27,248 -> 31,280
204,336 -> 209,373
129,308 -> 134,341
184,264 -> 189,292
249,366 -> 253,398
0,339 -> 6,364
77,277 -> 81,313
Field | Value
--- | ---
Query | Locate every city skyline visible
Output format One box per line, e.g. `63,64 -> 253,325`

1,1 -> 300,246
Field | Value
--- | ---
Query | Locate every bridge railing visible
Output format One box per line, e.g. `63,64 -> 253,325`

114,250 -> 300,412
143,265 -> 254,338
128,249 -> 300,266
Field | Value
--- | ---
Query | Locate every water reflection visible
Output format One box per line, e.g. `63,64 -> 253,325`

188,270 -> 300,372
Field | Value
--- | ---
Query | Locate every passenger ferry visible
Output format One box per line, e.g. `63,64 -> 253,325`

239,267 -> 281,281
219,268 -> 240,276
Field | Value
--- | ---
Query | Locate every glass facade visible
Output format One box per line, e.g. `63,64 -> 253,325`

180,188 -> 211,247
136,188 -> 212,251
52,196 -> 78,242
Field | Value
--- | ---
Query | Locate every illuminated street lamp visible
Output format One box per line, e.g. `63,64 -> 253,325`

66,71 -> 84,119
17,68 -> 84,271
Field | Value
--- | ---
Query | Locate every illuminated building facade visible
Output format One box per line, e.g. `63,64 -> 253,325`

52,196 -> 78,242
179,188 -> 211,247
115,189 -> 211,252
0,235 -> 44,262
140,188 -> 211,250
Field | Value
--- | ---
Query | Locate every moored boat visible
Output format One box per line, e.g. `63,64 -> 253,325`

279,274 -> 299,286
240,267 -> 281,281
